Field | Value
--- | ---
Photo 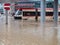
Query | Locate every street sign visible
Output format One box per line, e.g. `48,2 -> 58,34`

4,3 -> 10,10
4,3 -> 10,24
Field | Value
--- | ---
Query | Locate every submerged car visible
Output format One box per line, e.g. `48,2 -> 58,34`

14,10 -> 23,19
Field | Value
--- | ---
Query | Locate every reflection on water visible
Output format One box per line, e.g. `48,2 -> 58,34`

0,16 -> 60,45
40,22 -> 58,45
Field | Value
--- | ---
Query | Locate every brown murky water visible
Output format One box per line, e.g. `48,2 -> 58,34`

0,15 -> 60,45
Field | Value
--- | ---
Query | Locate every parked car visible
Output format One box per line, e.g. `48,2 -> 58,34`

14,10 -> 23,19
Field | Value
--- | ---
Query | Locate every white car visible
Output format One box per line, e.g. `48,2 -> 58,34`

14,10 -> 23,19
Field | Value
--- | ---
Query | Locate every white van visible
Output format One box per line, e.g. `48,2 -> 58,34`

14,10 -> 23,19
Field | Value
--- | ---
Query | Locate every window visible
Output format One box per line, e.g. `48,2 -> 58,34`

46,1 -> 54,8
15,10 -> 22,15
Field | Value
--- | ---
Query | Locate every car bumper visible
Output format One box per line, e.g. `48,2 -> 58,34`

14,16 -> 22,19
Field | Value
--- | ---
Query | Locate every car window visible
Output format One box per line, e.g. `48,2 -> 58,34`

15,10 -> 22,15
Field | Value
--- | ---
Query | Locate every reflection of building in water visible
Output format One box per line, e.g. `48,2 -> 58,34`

40,22 -> 58,45
50,28 -> 58,45
42,27 -> 58,45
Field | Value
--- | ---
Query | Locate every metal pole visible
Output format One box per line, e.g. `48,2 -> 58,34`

35,8 -> 38,22
53,0 -> 58,25
6,10 -> 8,24
41,0 -> 46,25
